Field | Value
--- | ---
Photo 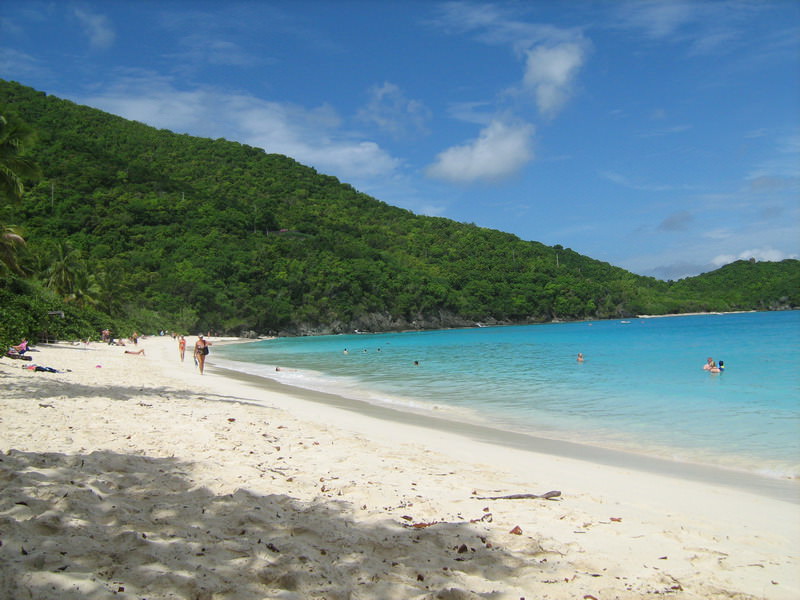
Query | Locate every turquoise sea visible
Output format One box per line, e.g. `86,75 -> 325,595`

215,311 -> 800,480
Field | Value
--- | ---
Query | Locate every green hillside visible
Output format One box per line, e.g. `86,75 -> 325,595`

1,80 -> 797,344
670,259 -> 799,310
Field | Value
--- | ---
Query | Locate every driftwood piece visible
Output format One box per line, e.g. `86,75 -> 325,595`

475,490 -> 561,500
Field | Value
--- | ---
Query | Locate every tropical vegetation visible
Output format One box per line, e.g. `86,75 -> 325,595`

1,79 -> 798,351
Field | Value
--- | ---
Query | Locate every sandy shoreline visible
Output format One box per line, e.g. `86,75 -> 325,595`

213,361 -> 799,504
1,335 -> 798,599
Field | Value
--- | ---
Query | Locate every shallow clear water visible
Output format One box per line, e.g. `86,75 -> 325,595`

216,311 -> 800,478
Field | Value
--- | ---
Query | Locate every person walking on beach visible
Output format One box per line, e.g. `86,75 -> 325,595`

178,335 -> 186,362
194,335 -> 211,375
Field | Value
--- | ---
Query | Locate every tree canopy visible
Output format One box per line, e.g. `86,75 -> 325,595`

1,79 -> 797,347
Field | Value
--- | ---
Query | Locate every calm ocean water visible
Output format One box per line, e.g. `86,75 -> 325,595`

215,311 -> 800,479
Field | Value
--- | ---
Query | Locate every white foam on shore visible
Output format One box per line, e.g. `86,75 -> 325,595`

211,355 -> 800,486
212,355 -> 487,421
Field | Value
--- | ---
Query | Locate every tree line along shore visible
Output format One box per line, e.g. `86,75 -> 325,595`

1,79 -> 798,351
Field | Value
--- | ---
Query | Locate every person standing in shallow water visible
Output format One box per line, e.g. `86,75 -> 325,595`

194,335 -> 211,374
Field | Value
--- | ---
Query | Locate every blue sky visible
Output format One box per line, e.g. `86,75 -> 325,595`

2,1 -> 798,279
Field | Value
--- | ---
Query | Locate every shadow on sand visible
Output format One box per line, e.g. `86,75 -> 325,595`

0,447 -> 543,600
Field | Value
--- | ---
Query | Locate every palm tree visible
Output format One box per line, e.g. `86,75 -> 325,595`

0,224 -> 26,275
69,267 -> 101,308
0,109 -> 41,203
44,241 -> 85,299
0,108 -> 40,276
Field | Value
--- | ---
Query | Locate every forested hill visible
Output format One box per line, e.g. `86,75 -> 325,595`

1,80 -> 798,338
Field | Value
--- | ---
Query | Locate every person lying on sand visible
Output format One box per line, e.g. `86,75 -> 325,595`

124,349 -> 145,356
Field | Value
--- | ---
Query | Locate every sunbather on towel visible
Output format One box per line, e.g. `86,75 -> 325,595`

10,339 -> 29,354
6,339 -> 33,360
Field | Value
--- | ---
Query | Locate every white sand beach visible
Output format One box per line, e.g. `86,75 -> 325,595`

1,335 -> 798,599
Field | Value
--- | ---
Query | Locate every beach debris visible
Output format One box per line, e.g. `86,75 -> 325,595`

474,490 -> 561,501
400,519 -> 440,529
509,525 -> 523,535
469,512 -> 492,523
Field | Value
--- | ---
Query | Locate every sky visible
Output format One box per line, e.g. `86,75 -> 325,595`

1,0 -> 798,280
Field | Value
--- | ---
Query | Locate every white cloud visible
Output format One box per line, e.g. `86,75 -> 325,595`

637,124 -> 692,138
616,0 -> 696,39
613,1 -> 763,56
599,170 -> 673,192
623,245 -> 799,280
176,37 -> 260,67
73,8 -> 115,50
356,82 -> 431,138
426,119 -> 535,183
703,228 -> 732,241
0,47 -> 47,80
711,248 -> 798,267
432,2 -> 578,51
746,132 -> 800,182
523,42 -> 587,118
81,76 -> 400,180
433,2 -> 588,117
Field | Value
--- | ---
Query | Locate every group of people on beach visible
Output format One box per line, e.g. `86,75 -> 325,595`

704,356 -> 724,373
177,334 -> 212,374
100,328 -> 143,347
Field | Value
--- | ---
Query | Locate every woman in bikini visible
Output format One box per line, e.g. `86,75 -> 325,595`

194,335 -> 212,374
